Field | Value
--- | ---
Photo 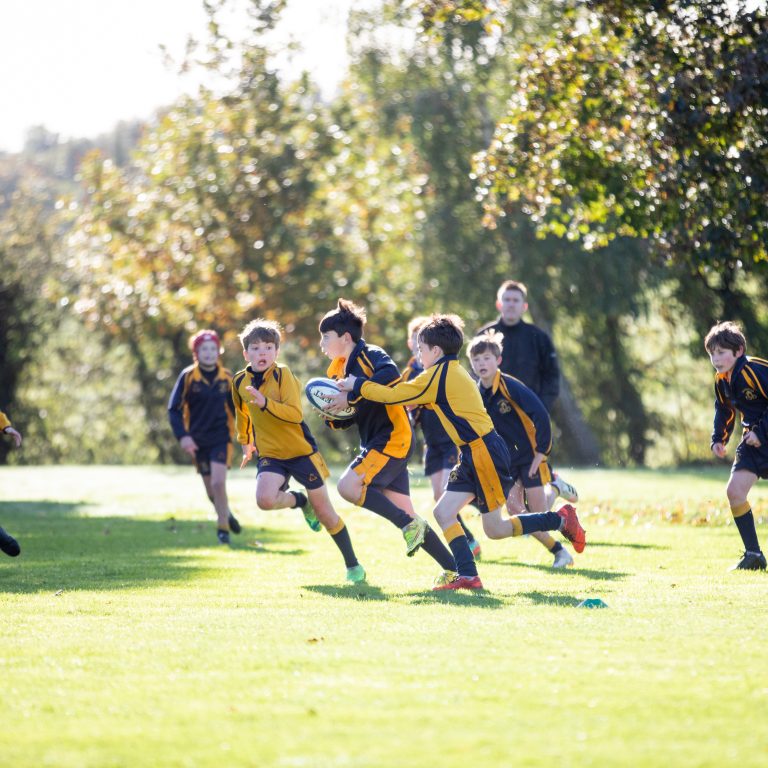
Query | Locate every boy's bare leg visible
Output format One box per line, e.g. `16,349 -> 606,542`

544,483 -> 558,510
506,484 -> 556,550
306,484 -> 341,529
433,469 -> 477,548
256,471 -> 301,510
203,462 -> 230,530
433,490 -> 479,580
429,469 -> 452,503
525,486 -> 558,551
726,469 -> 765,568
726,468 -> 759,507
307,484 -> 362,574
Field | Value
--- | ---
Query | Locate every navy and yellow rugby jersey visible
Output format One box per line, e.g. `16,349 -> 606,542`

326,339 -> 412,459
231,363 -> 319,460
168,363 -> 234,446
480,370 -> 552,463
712,355 -> 768,446
403,356 -> 454,449
352,354 -> 495,447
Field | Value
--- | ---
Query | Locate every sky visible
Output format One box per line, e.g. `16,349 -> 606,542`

0,0 -> 358,153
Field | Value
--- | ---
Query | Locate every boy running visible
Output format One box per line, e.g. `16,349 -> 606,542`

405,316 -> 481,557
232,319 -> 365,583
468,332 -> 575,568
320,299 -> 458,577
168,329 -> 241,544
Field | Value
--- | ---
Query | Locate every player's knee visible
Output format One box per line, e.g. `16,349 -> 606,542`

482,517 -> 506,540
433,505 -> 451,528
256,492 -> 276,510
725,482 -> 746,506
337,477 -> 362,505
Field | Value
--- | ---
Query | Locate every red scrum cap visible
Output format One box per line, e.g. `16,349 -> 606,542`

190,329 -> 221,358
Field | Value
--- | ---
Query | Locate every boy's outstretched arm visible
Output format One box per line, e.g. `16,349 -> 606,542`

351,365 -> 442,406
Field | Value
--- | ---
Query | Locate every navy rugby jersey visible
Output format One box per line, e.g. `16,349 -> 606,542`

480,370 -> 552,463
168,363 -> 234,447
326,339 -> 412,459
403,356 -> 455,449
476,318 -> 559,410
712,355 -> 768,446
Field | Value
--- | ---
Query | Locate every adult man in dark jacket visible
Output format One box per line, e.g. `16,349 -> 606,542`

477,280 -> 560,410
477,280 -> 577,502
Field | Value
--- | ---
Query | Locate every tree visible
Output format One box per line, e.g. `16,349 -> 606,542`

0,182 -> 59,464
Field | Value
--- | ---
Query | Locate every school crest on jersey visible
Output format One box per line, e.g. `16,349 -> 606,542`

498,400 -> 512,414
744,389 -> 758,401
219,381 -> 230,394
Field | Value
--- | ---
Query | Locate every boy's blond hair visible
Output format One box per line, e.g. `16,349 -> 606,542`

467,331 -> 504,360
239,318 -> 282,350
704,321 -> 747,355
408,315 -> 431,337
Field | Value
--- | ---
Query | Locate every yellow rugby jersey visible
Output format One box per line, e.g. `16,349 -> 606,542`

0,410 -> 11,431
354,354 -> 495,447
231,363 -> 319,460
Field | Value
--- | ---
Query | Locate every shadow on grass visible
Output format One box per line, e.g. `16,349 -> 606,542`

303,584 -> 390,601
519,591 -> 585,607
406,590 -> 506,608
0,500 -> 301,594
488,559 -> 627,581
585,541 -> 668,550
303,584 -> 507,608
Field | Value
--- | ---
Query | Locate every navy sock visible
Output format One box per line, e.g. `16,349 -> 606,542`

361,488 -> 413,529
292,491 -> 307,509
518,511 -> 562,535
331,525 -> 358,568
734,509 -> 762,553
421,527 -> 457,570
550,541 -> 564,554
447,535 -> 478,578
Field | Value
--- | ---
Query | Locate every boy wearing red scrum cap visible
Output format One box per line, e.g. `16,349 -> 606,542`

168,329 -> 242,544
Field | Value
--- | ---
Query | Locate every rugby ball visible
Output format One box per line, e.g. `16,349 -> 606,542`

304,377 -> 356,421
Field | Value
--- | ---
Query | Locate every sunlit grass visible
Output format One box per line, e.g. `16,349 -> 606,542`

1,466 -> 767,767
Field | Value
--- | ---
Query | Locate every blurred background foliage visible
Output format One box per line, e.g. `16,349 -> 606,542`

1,0 -> 766,467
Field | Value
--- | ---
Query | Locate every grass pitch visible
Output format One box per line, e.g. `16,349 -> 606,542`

1,465 -> 767,767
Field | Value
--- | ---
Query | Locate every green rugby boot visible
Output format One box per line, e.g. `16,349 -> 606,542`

402,515 -> 427,557
345,564 -> 367,584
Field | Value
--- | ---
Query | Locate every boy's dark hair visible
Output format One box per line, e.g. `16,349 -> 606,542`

239,318 -> 282,350
417,314 -> 465,356
497,279 -> 528,301
704,321 -> 747,354
467,331 -> 504,360
319,299 -> 366,343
